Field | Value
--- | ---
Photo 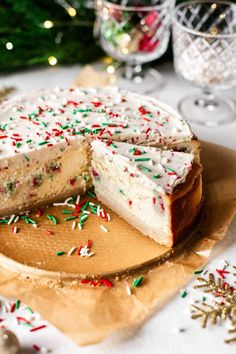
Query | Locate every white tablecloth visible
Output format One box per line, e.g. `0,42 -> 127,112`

0,62 -> 236,354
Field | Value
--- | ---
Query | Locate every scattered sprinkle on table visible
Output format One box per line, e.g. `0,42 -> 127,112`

180,289 -> 188,298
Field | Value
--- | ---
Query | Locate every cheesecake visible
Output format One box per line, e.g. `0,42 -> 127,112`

0,87 -> 202,246
91,139 -> 202,247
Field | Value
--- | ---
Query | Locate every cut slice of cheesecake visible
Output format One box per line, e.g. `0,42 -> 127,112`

0,136 -> 91,217
91,139 -> 202,247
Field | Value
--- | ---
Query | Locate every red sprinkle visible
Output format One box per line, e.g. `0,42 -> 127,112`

10,303 -> 15,313
17,316 -> 31,324
133,149 -> 142,156
30,325 -> 46,332
216,269 -> 230,279
36,209 -> 42,217
81,278 -> 113,287
32,344 -> 40,351
92,101 -> 102,107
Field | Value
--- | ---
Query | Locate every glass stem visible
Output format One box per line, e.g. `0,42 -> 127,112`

195,89 -> 218,111
123,63 -> 144,82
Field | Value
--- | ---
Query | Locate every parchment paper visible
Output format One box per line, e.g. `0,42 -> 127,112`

0,141 -> 235,346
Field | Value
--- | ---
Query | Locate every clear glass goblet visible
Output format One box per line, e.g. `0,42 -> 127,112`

172,0 -> 236,126
95,0 -> 175,93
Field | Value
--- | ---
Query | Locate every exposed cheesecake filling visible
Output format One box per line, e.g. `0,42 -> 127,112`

0,137 -> 91,216
91,140 -> 195,246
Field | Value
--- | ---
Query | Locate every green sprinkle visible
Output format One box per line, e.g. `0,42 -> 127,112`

6,181 -> 15,192
47,215 -> 58,224
72,131 -> 82,135
42,121 -> 47,128
62,210 -> 73,215
21,322 -> 33,328
194,269 -> 203,275
134,158 -> 151,162
81,201 -> 89,211
15,299 -> 21,310
87,191 -> 96,198
26,139 -> 32,144
202,296 -> 207,302
21,216 -> 30,224
38,141 -> 49,146
61,125 -> 69,130
133,275 -> 143,288
110,143 -> 117,148
166,167 -> 176,173
129,148 -> 135,153
25,306 -> 33,313
56,251 -> 65,256
140,165 -> 152,173
92,128 -> 102,134
180,289 -> 188,298
80,214 -> 88,222
102,123 -> 117,126
64,216 -> 77,221
27,218 -> 37,224
0,219 -> 8,224
24,155 -> 30,162
16,142 -> 21,148
153,174 -> 161,179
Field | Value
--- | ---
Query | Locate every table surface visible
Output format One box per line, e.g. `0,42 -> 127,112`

0,62 -> 236,354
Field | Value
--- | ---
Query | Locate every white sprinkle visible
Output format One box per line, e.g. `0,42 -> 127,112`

101,210 -> 105,218
100,225 -> 108,233
202,269 -> 208,275
126,284 -> 132,296
64,197 -> 73,204
76,195 -> 80,204
68,246 -> 77,256
14,216 -> 19,223
32,223 -> 38,228
89,202 -> 95,206
78,223 -> 82,231
87,252 -> 95,258
12,226 -> 18,234
71,221 -> 76,230
67,203 -> 76,209
83,210 -> 90,215
53,202 -> 67,206
107,213 -> 111,221
8,214 -> 15,225
97,205 -> 100,216
80,215 -> 88,222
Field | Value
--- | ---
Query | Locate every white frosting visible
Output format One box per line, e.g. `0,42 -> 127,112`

91,139 -> 194,195
0,86 -> 193,163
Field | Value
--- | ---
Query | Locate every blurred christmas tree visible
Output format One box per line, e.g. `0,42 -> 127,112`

0,0 -> 102,72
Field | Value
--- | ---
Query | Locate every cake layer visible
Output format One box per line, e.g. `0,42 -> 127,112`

91,139 -> 202,246
0,137 -> 91,217
0,86 -> 196,162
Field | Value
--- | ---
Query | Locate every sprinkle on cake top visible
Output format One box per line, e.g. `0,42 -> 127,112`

0,87 -> 193,160
91,139 -> 194,195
